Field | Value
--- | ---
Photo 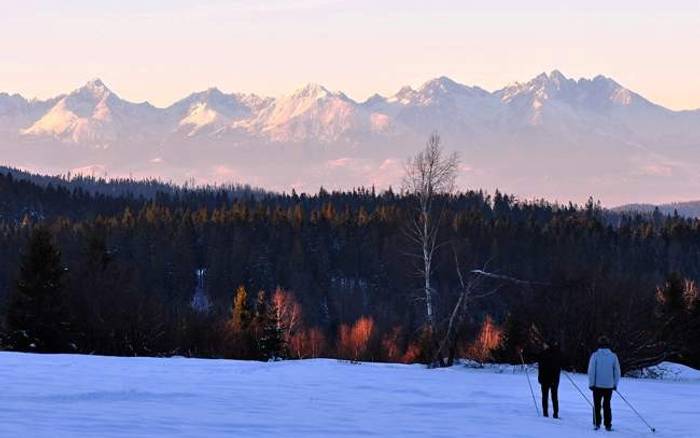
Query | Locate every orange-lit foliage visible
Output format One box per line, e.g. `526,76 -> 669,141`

464,316 -> 503,363
400,325 -> 432,364
306,327 -> 327,358
289,327 -> 327,359
224,285 -> 253,358
686,280 -> 699,310
401,342 -> 423,364
381,326 -> 404,362
338,316 -> 375,361
229,285 -> 249,333
270,287 -> 302,342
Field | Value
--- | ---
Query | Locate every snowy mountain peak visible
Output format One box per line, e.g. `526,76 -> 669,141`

200,87 -> 224,97
170,88 -> 271,136
20,78 -> 156,143
420,76 -> 461,91
3,70 -> 700,205
81,78 -> 111,98
0,93 -> 28,112
362,93 -> 387,108
245,83 -> 365,142
419,76 -> 489,98
86,78 -> 106,88
548,69 -> 567,81
179,87 -> 236,109
389,86 -> 416,104
293,83 -> 333,100
526,70 -> 575,91
386,77 -> 489,107
495,70 -> 651,112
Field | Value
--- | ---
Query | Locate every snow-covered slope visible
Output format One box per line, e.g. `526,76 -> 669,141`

242,83 -> 386,142
0,93 -> 60,135
0,352 -> 697,437
365,77 -> 500,138
21,79 -> 161,147
166,88 -> 270,137
2,71 -> 700,205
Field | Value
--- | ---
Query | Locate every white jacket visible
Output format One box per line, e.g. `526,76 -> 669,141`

588,348 -> 621,389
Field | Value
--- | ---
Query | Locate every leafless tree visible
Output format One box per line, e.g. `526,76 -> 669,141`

434,247 -> 550,366
403,132 -> 459,332
404,132 -> 542,367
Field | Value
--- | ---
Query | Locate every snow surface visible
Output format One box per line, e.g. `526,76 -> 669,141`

635,361 -> 700,381
1,352 -> 698,437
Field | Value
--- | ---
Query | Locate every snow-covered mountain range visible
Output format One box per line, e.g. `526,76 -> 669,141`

2,71 -> 699,205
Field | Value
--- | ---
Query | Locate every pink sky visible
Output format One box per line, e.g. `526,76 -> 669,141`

2,1 -> 699,110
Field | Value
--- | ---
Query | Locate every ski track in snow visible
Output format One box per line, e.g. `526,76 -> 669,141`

0,352 -> 698,437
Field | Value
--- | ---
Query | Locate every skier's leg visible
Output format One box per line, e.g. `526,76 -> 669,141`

603,389 -> 612,430
541,384 -> 549,417
551,382 -> 559,418
593,388 -> 603,428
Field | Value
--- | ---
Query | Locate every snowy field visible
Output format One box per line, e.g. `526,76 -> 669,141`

1,352 -> 698,437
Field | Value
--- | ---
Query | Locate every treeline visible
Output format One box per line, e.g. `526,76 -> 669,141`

0,171 -> 699,370
0,166 -> 267,222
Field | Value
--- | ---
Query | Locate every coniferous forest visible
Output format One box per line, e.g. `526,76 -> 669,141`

1,168 -> 699,372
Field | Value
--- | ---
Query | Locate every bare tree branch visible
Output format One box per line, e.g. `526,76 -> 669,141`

403,132 -> 459,331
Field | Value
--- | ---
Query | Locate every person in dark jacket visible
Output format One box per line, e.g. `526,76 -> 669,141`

538,340 -> 562,418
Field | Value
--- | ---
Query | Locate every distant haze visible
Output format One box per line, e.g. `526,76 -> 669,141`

1,1 -> 700,110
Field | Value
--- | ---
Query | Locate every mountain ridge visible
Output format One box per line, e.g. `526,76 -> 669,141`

1,70 -> 699,205
5,70 -> 697,113
613,201 -> 700,219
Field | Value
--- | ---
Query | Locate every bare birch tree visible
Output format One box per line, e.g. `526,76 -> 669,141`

403,132 -> 459,332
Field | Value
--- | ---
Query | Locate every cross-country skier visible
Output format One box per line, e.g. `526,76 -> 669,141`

538,340 -> 562,419
588,336 -> 621,431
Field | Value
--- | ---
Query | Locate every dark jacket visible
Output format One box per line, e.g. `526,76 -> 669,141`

538,346 -> 562,385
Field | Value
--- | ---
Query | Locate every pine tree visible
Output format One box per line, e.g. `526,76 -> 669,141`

260,299 -> 286,360
256,291 -> 287,360
6,227 -> 71,352
251,290 -> 268,359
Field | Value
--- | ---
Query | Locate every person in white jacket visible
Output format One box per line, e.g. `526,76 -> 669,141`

587,336 -> 621,431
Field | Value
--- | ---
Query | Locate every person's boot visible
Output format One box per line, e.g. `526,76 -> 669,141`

553,413 -> 559,419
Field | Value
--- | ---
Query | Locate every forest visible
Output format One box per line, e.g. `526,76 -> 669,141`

1,163 -> 699,372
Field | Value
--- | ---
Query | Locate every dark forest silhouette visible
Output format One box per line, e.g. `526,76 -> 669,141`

1,169 -> 698,371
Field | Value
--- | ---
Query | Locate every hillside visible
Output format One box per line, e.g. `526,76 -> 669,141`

0,352 -> 696,437
613,201 -> 700,218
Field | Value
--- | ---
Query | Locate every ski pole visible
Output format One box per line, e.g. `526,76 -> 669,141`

562,370 -> 595,426
615,390 -> 656,433
563,371 -> 593,407
519,351 -> 540,416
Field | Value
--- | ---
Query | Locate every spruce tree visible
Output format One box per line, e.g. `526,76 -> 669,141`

260,300 -> 286,360
6,227 -> 70,352
252,290 -> 268,359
